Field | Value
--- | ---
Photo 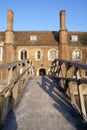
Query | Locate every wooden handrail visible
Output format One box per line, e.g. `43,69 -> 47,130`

52,59 -> 87,70
0,59 -> 35,125
50,59 -> 87,120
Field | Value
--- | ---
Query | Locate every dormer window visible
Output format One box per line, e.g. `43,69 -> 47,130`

71,35 -> 78,42
30,35 -> 37,41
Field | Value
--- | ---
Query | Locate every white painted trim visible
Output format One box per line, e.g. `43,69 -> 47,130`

48,48 -> 58,61
18,48 -> 29,60
35,49 -> 42,61
72,49 -> 82,61
0,47 -> 3,61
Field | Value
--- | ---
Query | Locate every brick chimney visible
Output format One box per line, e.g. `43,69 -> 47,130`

59,10 -> 68,44
59,10 -> 69,60
7,10 -> 13,31
4,10 -> 16,63
5,10 -> 14,44
60,10 -> 66,30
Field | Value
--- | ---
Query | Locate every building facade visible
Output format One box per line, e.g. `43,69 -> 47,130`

0,10 -> 87,75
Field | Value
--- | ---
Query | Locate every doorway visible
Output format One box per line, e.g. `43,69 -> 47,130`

39,68 -> 46,76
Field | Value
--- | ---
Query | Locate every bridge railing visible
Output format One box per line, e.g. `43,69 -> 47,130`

50,59 -> 87,120
0,59 -> 35,125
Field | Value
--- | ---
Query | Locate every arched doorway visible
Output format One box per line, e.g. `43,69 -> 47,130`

39,68 -> 46,76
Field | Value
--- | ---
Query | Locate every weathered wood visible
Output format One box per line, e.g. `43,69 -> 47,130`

1,91 -> 10,122
0,59 -> 35,125
68,82 -> 76,105
76,69 -> 87,117
50,59 -> 87,119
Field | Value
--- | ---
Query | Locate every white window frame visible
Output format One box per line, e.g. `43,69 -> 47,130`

30,35 -> 37,41
72,49 -> 82,61
0,47 -> 3,61
18,49 -> 28,60
35,50 -> 42,61
48,49 -> 58,61
71,35 -> 78,42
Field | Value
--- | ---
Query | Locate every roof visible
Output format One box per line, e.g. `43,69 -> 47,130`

68,32 -> 87,46
0,31 -> 87,46
0,32 -> 5,41
14,31 -> 59,46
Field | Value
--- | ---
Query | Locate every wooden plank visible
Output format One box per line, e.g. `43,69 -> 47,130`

52,59 -> 87,70
76,69 -> 87,117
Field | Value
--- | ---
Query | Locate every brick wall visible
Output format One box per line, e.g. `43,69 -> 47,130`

16,45 -> 59,75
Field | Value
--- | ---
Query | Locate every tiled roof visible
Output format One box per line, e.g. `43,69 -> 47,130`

0,32 -> 5,41
0,31 -> 87,46
14,31 -> 59,46
68,32 -> 87,45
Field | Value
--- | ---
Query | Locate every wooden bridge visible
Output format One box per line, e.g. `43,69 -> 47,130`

0,59 -> 87,130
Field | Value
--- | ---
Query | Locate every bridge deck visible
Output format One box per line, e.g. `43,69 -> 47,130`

1,76 -> 86,130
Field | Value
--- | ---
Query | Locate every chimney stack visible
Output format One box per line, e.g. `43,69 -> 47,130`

5,10 -> 14,44
60,10 -> 66,30
59,10 -> 69,60
7,10 -> 13,31
59,10 -> 67,44
4,10 -> 15,63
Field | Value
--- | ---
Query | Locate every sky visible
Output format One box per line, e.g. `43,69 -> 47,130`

0,0 -> 87,32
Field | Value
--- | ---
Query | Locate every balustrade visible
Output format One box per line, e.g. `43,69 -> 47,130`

0,59 -> 35,125
50,59 -> 87,120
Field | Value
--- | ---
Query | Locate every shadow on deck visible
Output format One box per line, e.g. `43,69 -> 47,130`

37,76 -> 87,129
1,76 -> 87,130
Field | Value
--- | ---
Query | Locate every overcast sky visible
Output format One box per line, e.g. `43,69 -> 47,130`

0,0 -> 87,32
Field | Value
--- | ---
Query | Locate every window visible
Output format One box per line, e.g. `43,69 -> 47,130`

0,47 -> 3,61
85,70 -> 87,77
36,50 -> 41,60
48,50 -> 57,60
37,51 -> 41,59
20,49 -> 27,60
71,35 -> 78,42
30,35 -> 37,41
72,49 -> 82,61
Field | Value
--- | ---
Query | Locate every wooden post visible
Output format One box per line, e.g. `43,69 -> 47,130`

1,91 -> 10,122
76,69 -> 86,117
69,82 -> 76,105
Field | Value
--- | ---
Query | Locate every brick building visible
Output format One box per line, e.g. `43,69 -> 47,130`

0,10 -> 87,75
